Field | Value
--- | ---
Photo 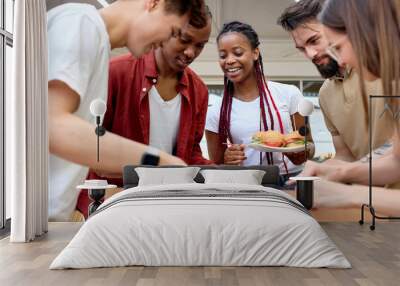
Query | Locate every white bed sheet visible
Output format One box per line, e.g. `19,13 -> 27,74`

50,183 -> 350,269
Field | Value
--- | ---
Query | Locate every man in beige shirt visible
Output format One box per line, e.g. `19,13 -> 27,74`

278,0 -> 398,189
319,70 -> 393,162
278,0 -> 394,163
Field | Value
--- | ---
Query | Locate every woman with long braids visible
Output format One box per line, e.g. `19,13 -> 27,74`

206,21 -> 314,182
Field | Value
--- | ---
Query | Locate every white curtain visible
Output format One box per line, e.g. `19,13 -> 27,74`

7,0 -> 48,242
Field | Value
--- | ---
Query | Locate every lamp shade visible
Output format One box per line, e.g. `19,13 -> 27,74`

298,99 -> 314,117
90,99 -> 107,117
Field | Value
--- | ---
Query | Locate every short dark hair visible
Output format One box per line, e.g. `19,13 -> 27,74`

277,0 -> 324,31
189,4 -> 212,28
164,0 -> 208,29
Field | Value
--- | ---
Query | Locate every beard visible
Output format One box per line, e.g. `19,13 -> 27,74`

313,57 -> 340,79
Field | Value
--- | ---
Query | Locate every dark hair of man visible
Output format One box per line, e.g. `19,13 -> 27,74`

277,0 -> 339,78
189,4 -> 212,27
216,21 -> 278,165
164,0 -> 208,29
277,0 -> 323,31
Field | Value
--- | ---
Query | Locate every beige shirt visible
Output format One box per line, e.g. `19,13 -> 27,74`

319,70 -> 399,189
319,70 -> 394,160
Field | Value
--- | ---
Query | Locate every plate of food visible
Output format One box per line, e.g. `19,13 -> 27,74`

248,130 -> 313,153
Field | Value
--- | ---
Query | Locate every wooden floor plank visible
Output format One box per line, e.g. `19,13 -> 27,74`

0,222 -> 399,286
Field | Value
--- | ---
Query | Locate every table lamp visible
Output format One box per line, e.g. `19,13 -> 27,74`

297,98 -> 314,161
90,99 -> 107,162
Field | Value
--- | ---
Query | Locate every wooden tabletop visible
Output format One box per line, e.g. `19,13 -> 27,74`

284,190 -> 369,222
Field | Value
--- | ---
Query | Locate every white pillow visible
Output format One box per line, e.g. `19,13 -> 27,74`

200,169 -> 266,185
135,167 -> 200,186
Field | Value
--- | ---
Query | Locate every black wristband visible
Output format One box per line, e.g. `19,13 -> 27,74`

141,147 -> 160,166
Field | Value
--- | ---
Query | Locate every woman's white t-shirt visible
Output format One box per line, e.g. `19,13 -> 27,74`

206,81 -> 304,174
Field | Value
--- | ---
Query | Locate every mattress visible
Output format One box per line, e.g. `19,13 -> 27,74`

50,183 -> 351,269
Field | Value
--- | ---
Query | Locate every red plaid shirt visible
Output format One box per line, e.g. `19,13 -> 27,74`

78,52 -> 212,217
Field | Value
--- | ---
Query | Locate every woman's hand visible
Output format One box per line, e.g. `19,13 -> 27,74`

224,144 -> 247,165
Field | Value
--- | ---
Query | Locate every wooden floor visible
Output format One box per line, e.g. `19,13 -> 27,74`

1,222 -> 399,286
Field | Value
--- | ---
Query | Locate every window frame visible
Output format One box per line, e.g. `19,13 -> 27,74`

1,0 -> 13,232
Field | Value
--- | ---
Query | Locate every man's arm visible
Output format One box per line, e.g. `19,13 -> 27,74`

48,80 -> 185,174
330,135 -> 355,162
318,95 -> 355,162
325,131 -> 398,185
340,154 -> 400,186
299,141 -> 399,186
340,129 -> 400,186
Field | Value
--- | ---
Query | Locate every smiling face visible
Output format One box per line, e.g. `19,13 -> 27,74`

159,19 -> 211,72
126,1 -> 189,57
290,20 -> 339,78
322,26 -> 378,81
217,32 -> 259,84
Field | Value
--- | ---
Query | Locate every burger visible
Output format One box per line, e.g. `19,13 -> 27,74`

284,131 -> 305,147
252,130 -> 285,147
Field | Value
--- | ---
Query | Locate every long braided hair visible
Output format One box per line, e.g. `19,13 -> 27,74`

217,21 -> 284,164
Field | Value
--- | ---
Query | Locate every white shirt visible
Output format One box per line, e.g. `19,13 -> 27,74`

149,86 -> 182,154
48,4 -> 111,221
206,81 -> 303,174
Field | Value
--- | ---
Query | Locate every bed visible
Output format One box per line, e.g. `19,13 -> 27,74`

50,165 -> 350,269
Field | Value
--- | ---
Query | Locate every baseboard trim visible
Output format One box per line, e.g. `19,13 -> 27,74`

0,218 -> 11,239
